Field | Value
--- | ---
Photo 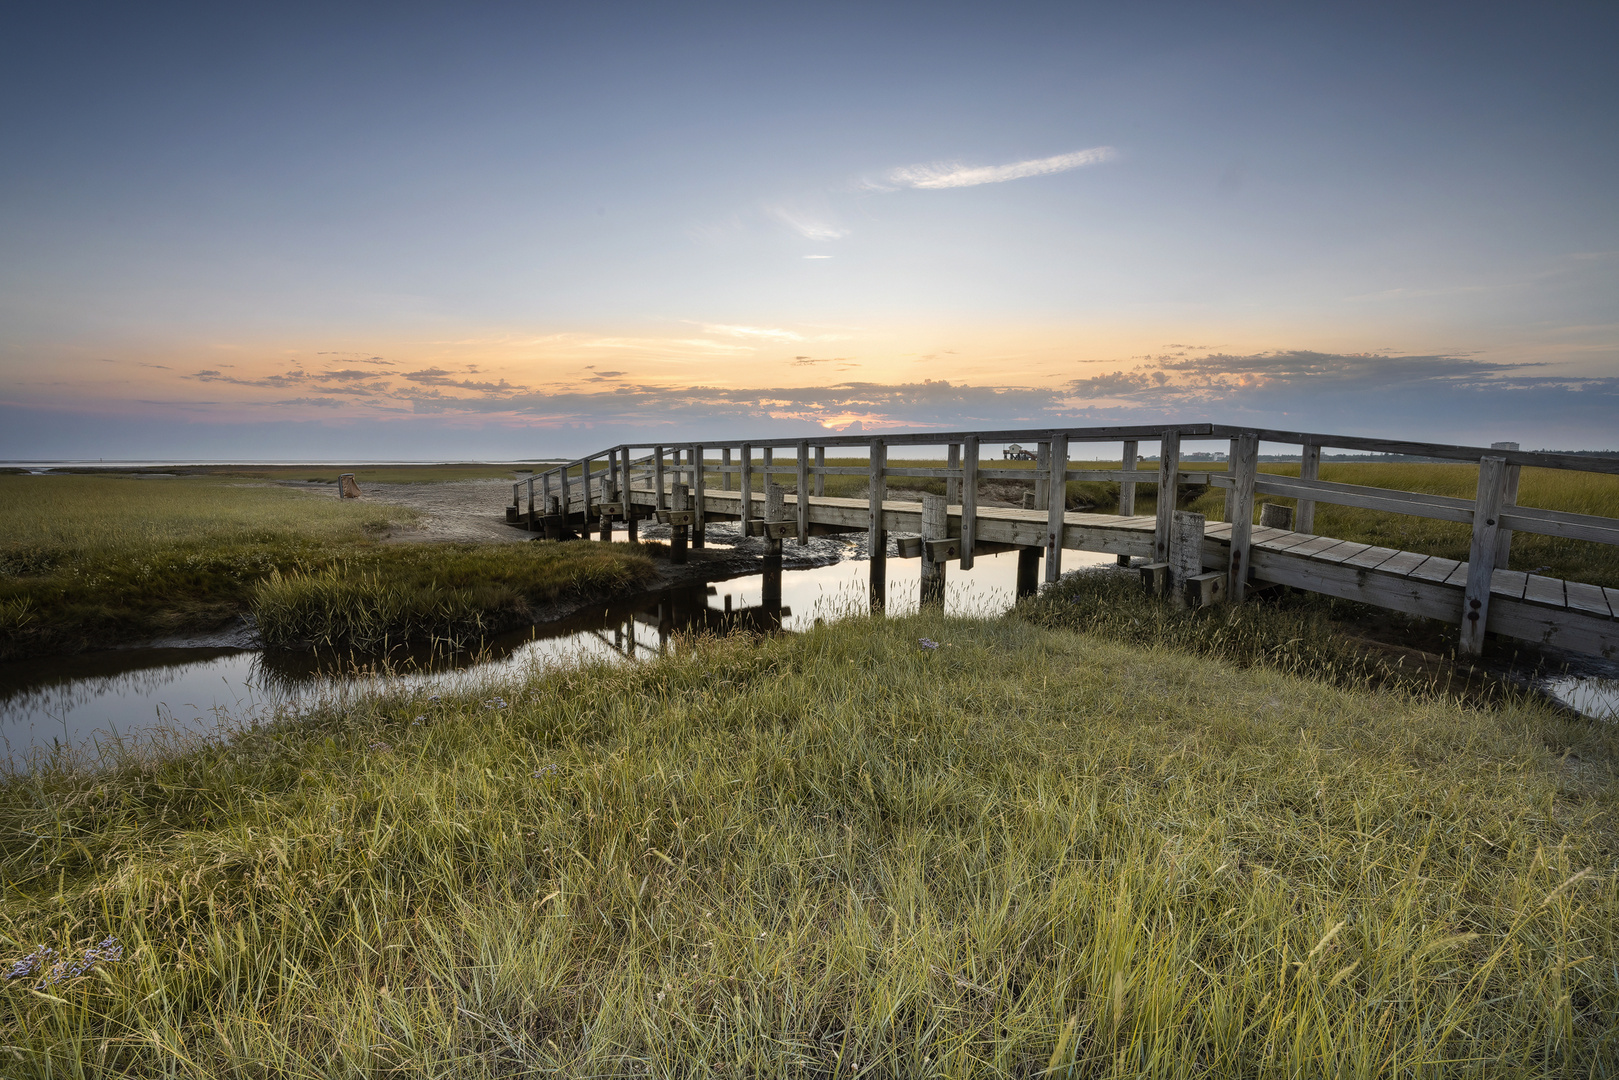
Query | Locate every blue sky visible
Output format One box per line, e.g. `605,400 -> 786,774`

2,2 -> 1615,458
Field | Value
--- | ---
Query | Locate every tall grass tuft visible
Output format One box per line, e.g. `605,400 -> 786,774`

251,566 -> 492,652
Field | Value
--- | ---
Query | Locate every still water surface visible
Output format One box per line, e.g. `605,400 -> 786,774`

5,547 -> 1614,766
2,548 -> 1102,763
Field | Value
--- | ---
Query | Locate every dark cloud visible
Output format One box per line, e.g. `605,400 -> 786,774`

319,369 -> 386,382
401,367 -> 525,395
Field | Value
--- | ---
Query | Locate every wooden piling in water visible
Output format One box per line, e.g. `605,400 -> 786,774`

869,437 -> 887,611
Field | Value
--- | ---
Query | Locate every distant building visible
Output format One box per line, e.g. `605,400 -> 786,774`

1491,441 -> 1520,451
1002,443 -> 1037,461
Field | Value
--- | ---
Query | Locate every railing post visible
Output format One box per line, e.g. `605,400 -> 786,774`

526,476 -> 535,520
1494,463 -> 1522,569
582,456 -> 593,521
796,439 -> 809,545
868,437 -> 887,612
946,442 -> 961,505
813,445 -> 825,497
559,464 -> 570,521
1223,437 -> 1240,522
1296,442 -> 1321,534
653,447 -> 666,511
1045,433 -> 1068,584
920,492 -> 948,609
739,444 -> 753,536
1228,432 -> 1258,601
692,444 -> 706,549
1034,440 -> 1050,510
1460,456 -> 1509,657
961,435 -> 979,570
722,447 -> 733,491
1117,439 -> 1138,565
608,451 -> 619,508
1153,430 -> 1182,563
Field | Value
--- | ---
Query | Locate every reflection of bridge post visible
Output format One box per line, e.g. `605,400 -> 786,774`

657,600 -> 671,651
1016,546 -> 1041,599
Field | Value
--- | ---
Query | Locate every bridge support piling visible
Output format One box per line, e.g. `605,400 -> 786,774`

961,436 -> 979,570
671,483 -> 690,564
762,483 -> 784,611
868,437 -> 887,612
1045,433 -> 1069,584
920,493 -> 948,609
1171,511 -> 1205,607
739,445 -> 753,536
1117,439 -> 1138,564
693,445 -> 706,549
1016,546 -> 1041,599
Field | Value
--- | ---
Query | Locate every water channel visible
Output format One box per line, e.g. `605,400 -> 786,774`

4,544 -> 1615,768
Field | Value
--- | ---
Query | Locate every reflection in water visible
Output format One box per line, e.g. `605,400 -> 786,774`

8,543 -> 1609,767
2,548 -> 1073,764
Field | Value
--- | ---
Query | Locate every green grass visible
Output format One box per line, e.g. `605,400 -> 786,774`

1,612 -> 1613,1076
0,475 -> 653,659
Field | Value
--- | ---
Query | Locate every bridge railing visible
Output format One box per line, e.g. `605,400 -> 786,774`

512,424 -> 1619,656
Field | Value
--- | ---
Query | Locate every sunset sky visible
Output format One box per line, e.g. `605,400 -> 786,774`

2,2 -> 1615,459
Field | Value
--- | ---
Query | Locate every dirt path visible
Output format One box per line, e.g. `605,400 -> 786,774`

334,479 -> 534,544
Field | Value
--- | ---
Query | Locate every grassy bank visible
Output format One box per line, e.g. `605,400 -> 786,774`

2,613 -> 1614,1075
0,475 -> 654,659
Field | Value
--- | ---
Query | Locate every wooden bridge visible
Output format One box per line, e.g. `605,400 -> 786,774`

506,424 -> 1619,661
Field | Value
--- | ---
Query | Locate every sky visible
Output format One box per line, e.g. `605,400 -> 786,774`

2,1 -> 1616,460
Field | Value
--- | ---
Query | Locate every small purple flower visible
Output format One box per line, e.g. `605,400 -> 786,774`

918,638 -> 941,651
531,764 -> 560,779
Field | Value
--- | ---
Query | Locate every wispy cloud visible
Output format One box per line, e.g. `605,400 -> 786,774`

877,146 -> 1117,191
763,203 -> 848,241
702,323 -> 805,342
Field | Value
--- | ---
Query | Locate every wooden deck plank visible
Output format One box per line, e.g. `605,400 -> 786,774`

1259,531 -> 1328,553
1491,568 -> 1528,600
1342,545 -> 1403,570
1443,561 -> 1470,587
1314,540 -> 1373,564
1522,575 -> 1566,609
1374,550 -> 1431,577
1284,535 -> 1354,558
1204,522 -> 1234,540
1606,588 -> 1619,619
1565,581 -> 1613,618
1409,556 -> 1462,583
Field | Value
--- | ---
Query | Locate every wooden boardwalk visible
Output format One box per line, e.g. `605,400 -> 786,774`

508,424 -> 1619,661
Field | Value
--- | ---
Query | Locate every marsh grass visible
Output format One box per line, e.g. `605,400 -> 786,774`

106,463 -> 552,485
251,543 -> 659,652
0,476 -> 653,658
1,614 -> 1614,1076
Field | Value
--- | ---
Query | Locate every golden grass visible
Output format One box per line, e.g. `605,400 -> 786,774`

1,613 -> 1613,1075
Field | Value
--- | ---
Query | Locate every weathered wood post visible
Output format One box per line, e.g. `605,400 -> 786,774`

1045,433 -> 1069,584
1223,437 -> 1240,523
722,447 -> 733,491
920,493 -> 948,609
581,457 -> 593,523
545,493 -> 560,540
622,449 -> 638,544
670,483 -> 690,564
653,447 -> 666,512
1259,503 -> 1294,530
868,436 -> 887,611
796,439 -> 809,545
739,444 -> 753,537
1171,511 -> 1205,607
692,444 -> 706,549
526,476 -> 535,524
813,445 -> 825,497
559,463 -> 571,525
1459,456 -> 1509,656
946,443 -> 961,505
961,435 -> 979,570
1494,463 -> 1522,569
762,483 -> 785,611
1034,441 -> 1049,510
1117,439 -> 1138,565
1296,442 -> 1321,534
1153,430 -> 1182,564
1227,432 -> 1258,601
